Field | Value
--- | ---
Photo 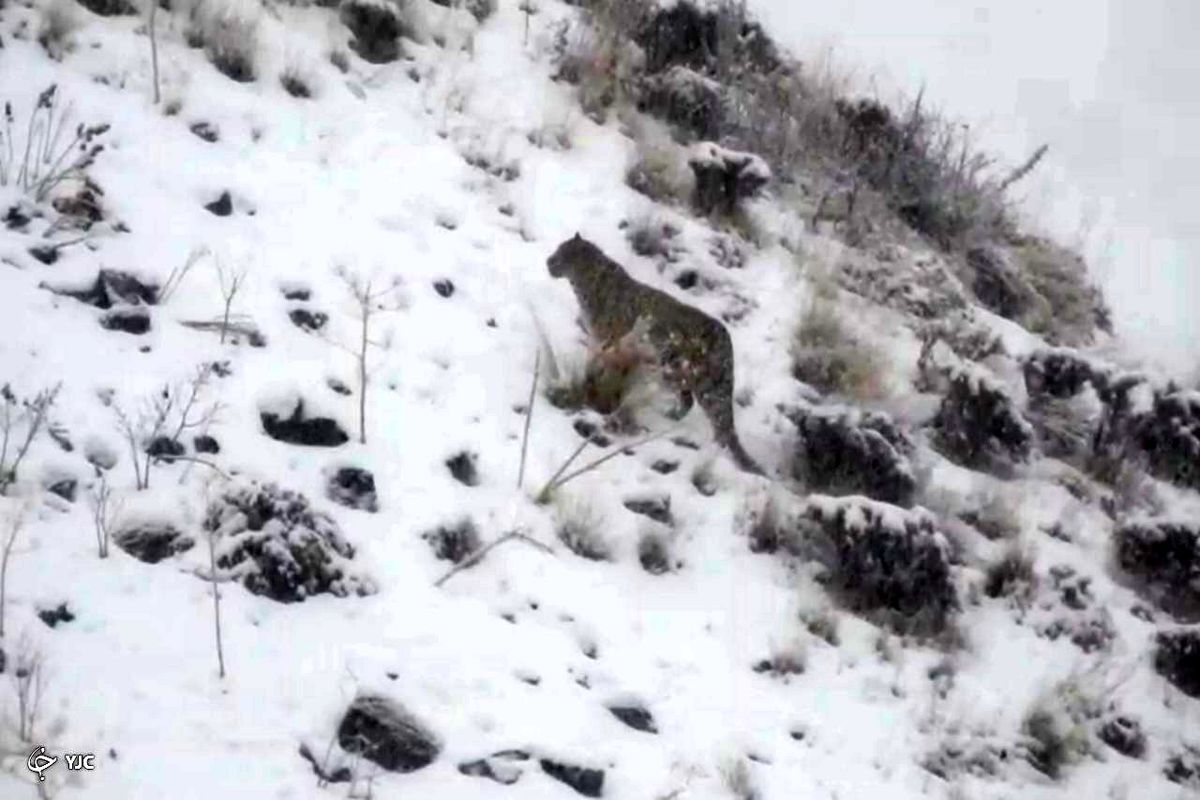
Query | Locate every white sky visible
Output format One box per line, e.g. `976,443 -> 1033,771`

749,0 -> 1199,375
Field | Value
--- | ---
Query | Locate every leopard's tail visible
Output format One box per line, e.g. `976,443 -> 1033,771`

723,433 -> 767,478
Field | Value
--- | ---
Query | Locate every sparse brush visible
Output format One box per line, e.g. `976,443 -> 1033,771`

625,212 -> 676,259
281,65 -> 313,99
202,6 -> 259,83
0,505 -> 27,639
626,134 -> 690,204
0,383 -> 62,495
791,295 -> 885,400
983,543 -> 1036,601
553,495 -> 611,561
719,755 -> 758,800
38,0 -> 79,59
0,86 -> 110,202
801,607 -> 840,646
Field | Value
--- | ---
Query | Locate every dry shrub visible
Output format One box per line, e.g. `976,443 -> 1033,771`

554,495 -> 611,561
625,123 -> 692,203
791,294 -> 885,400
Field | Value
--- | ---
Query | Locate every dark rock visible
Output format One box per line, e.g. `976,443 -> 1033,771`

115,523 -> 194,564
650,459 -> 679,475
433,279 -> 455,298
46,478 -> 77,503
637,66 -> 725,140
1097,715 -> 1146,759
205,191 -> 233,217
145,436 -> 184,462
0,646 -> 5,674
29,245 -> 59,265
288,308 -> 328,332
37,603 -> 75,628
1116,518 -> 1200,618
261,400 -> 349,447
327,466 -> 378,513
48,269 -> 158,309
459,749 -> 528,785
422,518 -> 480,564
688,141 -> 770,217
623,495 -> 672,525
572,418 -> 611,448
1165,747 -> 1200,788
76,0 -> 136,15
280,285 -> 311,301
52,178 -> 105,227
799,496 -> 958,635
674,269 -> 699,290
4,204 -> 32,230
638,533 -> 671,575
932,365 -> 1033,473
205,482 -> 374,603
101,308 -> 151,335
445,450 -> 479,487
608,704 -> 657,734
1153,629 -> 1200,698
193,435 -> 220,454
189,121 -> 219,143
340,0 -> 404,64
785,406 -> 915,507
328,378 -> 352,396
539,759 -> 604,798
337,694 -> 440,773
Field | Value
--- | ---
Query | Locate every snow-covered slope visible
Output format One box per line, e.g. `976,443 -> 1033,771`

0,1 -> 1196,799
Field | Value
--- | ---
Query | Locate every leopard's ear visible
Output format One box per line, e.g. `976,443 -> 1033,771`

572,232 -> 582,242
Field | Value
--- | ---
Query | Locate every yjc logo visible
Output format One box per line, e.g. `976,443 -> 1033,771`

27,747 -> 96,781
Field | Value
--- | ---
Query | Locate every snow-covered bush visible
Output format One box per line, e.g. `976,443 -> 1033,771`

637,65 -> 725,140
1114,517 -> 1200,617
687,141 -> 770,218
799,496 -> 958,636
1154,629 -> 1200,698
932,363 -> 1033,473
785,405 -> 915,506
196,2 -> 259,83
340,0 -> 410,64
204,482 -> 375,603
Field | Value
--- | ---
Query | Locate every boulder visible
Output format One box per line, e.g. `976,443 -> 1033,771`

261,400 -> 349,447
540,758 -> 605,798
204,191 -> 233,217
288,308 -> 328,332
46,269 -> 158,309
337,694 -> 440,773
608,704 -> 657,734
445,450 -> 479,486
115,523 -> 194,564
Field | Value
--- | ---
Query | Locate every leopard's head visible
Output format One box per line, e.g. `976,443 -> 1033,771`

547,232 -> 595,279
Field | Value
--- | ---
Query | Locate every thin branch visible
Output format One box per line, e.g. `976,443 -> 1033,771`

537,426 -> 676,503
434,530 -> 553,588
517,349 -> 540,490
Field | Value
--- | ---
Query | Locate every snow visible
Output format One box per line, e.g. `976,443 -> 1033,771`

0,0 -> 1194,798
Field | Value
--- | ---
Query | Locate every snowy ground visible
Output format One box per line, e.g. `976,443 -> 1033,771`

0,0 -> 1195,798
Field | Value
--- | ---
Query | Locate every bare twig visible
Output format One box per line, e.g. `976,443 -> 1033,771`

0,506 -> 26,639
434,529 -> 553,588
90,472 -> 121,558
12,642 -> 46,742
0,383 -> 61,495
148,0 -> 161,105
206,524 -> 226,679
516,349 -> 540,489
336,270 -> 402,445
159,246 -> 209,304
998,143 -> 1049,193
536,426 -> 676,504
214,258 -> 248,345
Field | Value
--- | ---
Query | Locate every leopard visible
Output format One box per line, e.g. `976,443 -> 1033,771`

547,233 -> 765,476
